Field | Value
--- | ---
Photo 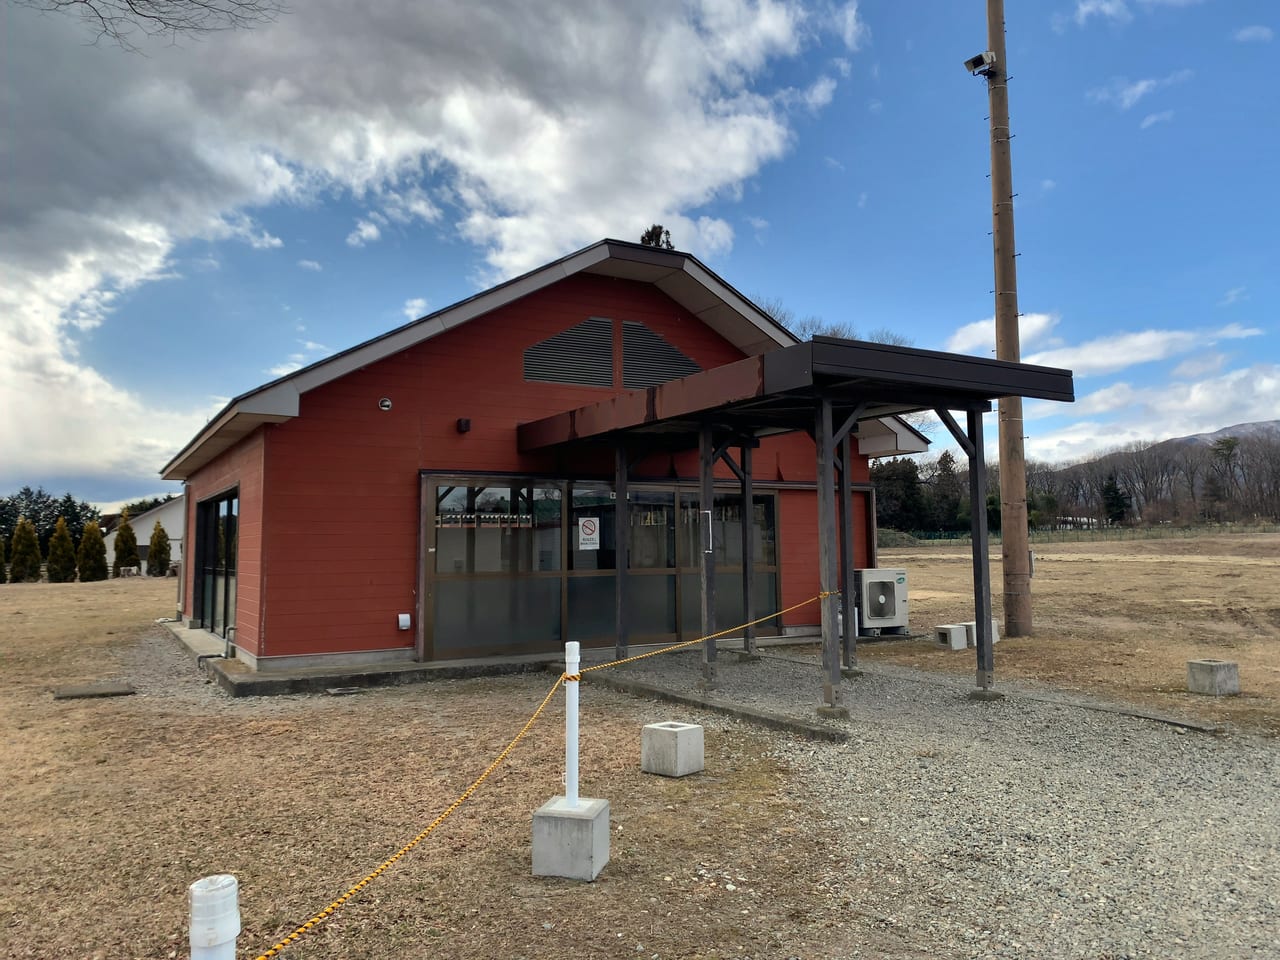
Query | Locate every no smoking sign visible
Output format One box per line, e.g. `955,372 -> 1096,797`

578,517 -> 600,551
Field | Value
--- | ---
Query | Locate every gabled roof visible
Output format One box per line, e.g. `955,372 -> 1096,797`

162,239 -> 796,480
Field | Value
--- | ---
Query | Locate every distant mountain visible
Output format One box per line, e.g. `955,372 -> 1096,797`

1163,420 -> 1280,447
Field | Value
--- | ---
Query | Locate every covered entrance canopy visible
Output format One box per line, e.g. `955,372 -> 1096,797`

520,336 -> 1075,715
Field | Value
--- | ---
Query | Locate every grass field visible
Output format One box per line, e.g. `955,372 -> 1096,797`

2,530 -> 1277,958
873,532 -> 1280,734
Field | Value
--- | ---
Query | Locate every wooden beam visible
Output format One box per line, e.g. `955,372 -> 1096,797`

968,409 -> 995,690
741,443 -> 756,654
838,430 -> 856,669
615,442 -> 630,661
815,397 -> 844,713
699,424 -> 717,689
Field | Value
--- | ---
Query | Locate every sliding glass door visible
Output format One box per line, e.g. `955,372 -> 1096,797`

195,490 -> 238,639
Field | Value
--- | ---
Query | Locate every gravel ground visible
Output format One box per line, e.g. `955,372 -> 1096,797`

609,648 -> 1280,959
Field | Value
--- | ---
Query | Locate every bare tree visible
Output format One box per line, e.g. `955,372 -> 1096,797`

16,0 -> 284,49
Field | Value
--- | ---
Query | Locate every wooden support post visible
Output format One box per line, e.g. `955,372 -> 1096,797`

740,443 -> 756,654
815,398 -> 845,715
699,424 -> 717,689
967,409 -> 996,692
838,431 -> 856,670
615,442 -> 630,661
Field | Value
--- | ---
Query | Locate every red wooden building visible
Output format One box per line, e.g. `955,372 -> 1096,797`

162,240 -> 929,672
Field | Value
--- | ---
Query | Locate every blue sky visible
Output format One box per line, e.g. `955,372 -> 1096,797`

3,0 -> 1276,507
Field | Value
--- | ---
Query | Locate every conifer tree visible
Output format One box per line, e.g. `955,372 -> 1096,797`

111,508 -> 140,577
77,521 -> 109,582
0,533 -> 7,584
46,517 -> 78,583
146,521 -> 171,577
9,517 -> 43,582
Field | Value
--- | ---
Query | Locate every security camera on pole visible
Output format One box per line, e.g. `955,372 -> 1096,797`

967,0 -> 1033,639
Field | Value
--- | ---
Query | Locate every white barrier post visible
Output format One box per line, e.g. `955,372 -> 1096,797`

189,874 -> 240,960
565,641 -> 580,808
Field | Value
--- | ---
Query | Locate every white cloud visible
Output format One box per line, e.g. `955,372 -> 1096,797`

1025,363 -> 1280,461
1088,69 -> 1191,110
297,259 -> 322,271
867,98 -> 883,114
1041,178 -> 1057,192
1072,0 -> 1133,26
1234,25 -> 1274,42
2,0 -> 866,487
833,57 -> 851,78
267,358 -> 305,377
1139,109 -> 1174,129
802,76 -> 837,112
1218,286 -> 1247,307
346,219 -> 382,247
824,156 -> 846,172
831,2 -> 869,51
402,297 -> 429,319
1171,353 -> 1226,379
945,312 -> 1061,356
856,191 -> 868,209
1024,323 -> 1261,376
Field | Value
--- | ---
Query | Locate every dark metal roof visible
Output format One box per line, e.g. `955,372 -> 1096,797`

517,337 -> 1075,452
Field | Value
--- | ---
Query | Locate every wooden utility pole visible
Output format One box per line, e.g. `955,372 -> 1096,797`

985,0 -> 1032,636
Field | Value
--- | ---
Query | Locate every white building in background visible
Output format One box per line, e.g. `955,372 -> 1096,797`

105,495 -> 185,571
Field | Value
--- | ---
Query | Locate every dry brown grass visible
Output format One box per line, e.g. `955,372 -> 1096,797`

872,532 -> 1280,734
0,579 -> 920,960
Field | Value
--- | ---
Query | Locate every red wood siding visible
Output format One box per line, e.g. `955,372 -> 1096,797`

182,429 -> 265,656
778,487 -> 873,627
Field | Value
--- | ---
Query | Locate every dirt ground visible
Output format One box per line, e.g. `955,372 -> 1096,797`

0,579 -> 916,960
873,532 -> 1280,734
3,532 -> 1278,958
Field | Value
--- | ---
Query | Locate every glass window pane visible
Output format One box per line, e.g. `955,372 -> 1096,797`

433,578 -> 562,657
568,575 -> 615,642
570,484 -> 615,571
628,491 -> 675,569
436,484 -> 561,573
680,571 -> 781,638
626,574 -> 677,638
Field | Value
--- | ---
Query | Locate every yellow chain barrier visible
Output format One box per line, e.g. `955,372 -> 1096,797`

251,589 -> 837,958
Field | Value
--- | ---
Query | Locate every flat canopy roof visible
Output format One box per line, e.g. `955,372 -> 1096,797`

518,337 -> 1074,451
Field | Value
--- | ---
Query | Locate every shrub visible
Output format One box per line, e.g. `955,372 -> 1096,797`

9,517 -> 43,582
146,521 -> 171,577
46,517 -> 78,582
111,508 -> 140,577
77,521 -> 108,582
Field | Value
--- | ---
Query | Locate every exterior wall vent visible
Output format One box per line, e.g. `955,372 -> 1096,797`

622,321 -> 701,389
524,317 -> 613,387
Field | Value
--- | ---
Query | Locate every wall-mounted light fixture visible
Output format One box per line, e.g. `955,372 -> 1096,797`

456,418 -> 471,434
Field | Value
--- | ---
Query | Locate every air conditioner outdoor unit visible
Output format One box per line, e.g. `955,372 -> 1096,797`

854,568 -> 909,634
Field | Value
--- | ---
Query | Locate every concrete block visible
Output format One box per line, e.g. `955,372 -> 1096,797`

532,796 -> 610,881
641,721 -> 704,778
1187,659 -> 1239,696
962,619 -> 1001,648
935,624 -> 968,651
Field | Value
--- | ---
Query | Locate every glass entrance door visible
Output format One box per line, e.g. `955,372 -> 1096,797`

195,491 -> 238,639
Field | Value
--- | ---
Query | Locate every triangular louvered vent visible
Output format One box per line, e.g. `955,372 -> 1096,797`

524,317 -> 613,387
622,321 -> 701,389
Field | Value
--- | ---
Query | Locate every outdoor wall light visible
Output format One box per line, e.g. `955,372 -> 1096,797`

456,418 -> 471,433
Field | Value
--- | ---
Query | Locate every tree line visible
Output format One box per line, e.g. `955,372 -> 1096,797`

873,433 -> 1280,533
2,490 -> 173,584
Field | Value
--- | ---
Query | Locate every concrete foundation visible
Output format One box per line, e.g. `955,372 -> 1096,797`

935,624 -> 968,651
531,796 -> 610,881
962,619 -> 1000,648
1187,659 -> 1240,697
641,722 -> 704,777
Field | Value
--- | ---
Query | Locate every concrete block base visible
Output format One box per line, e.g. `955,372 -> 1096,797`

532,796 -> 610,881
935,624 -> 968,651
962,619 -> 1001,647
642,722 -> 704,777
817,704 -> 850,719
1187,659 -> 1240,696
